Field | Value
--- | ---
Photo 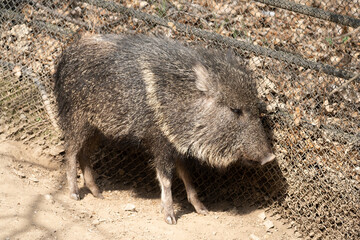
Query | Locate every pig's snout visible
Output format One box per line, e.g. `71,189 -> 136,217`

260,153 -> 275,165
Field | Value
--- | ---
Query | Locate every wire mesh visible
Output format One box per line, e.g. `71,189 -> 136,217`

0,0 -> 359,239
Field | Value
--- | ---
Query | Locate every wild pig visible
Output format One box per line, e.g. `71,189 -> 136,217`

54,34 -> 275,224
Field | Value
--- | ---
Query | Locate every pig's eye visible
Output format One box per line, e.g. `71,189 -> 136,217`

231,108 -> 243,116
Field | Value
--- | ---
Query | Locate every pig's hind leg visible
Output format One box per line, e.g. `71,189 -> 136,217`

78,156 -> 103,198
66,147 -> 80,200
176,159 -> 208,215
78,133 -> 103,199
65,126 -> 102,200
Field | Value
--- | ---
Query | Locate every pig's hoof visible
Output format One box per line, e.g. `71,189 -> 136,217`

165,213 -> 177,225
194,202 -> 209,215
70,193 -> 80,200
94,193 -> 104,199
197,207 -> 209,215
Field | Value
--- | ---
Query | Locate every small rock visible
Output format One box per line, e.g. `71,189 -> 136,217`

48,145 -> 65,156
29,176 -> 39,183
264,220 -> 274,231
262,11 -> 275,17
10,24 -> 31,39
124,203 -> 136,212
92,219 -> 100,226
330,56 -> 340,64
218,4 -> 231,15
20,114 -> 27,120
13,65 -> 22,78
71,6 -> 82,16
13,169 -> 26,178
167,22 -> 176,31
44,194 -> 55,204
249,234 -> 260,240
258,211 -> 266,220
289,221 -> 296,228
139,1 -> 148,9
249,56 -> 263,69
295,231 -> 303,238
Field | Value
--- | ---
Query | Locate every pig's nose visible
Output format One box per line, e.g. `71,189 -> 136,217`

261,153 -> 275,165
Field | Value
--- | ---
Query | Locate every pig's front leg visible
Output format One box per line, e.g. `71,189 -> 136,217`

156,167 -> 176,224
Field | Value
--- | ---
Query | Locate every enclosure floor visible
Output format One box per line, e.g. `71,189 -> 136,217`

0,140 -> 299,240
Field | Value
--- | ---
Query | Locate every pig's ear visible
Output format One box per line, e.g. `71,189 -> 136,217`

193,63 -> 214,93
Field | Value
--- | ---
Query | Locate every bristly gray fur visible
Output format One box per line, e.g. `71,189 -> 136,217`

54,34 -> 274,224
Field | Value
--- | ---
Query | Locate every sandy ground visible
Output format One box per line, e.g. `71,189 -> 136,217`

0,140 -> 300,240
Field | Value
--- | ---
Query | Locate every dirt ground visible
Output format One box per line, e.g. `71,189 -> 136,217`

0,140 -> 300,240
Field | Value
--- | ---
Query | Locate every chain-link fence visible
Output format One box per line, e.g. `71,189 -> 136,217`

1,0 -> 359,239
